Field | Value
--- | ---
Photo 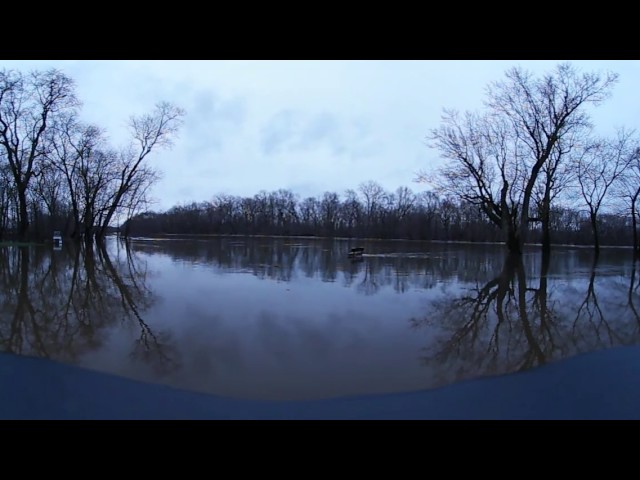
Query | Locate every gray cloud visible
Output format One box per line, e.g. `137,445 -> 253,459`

183,90 -> 248,154
295,112 -> 346,155
261,110 -> 356,157
260,109 -> 300,155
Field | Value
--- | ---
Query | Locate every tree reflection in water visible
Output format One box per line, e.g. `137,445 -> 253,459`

0,241 -> 178,375
129,238 -> 504,295
412,250 -> 640,388
6,236 -> 640,400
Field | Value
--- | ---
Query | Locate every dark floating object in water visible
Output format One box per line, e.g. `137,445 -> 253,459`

348,247 -> 365,257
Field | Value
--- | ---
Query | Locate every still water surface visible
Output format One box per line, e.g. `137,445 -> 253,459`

1,236 -> 638,400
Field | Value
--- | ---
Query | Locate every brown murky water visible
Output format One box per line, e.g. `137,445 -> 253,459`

1,236 -> 638,400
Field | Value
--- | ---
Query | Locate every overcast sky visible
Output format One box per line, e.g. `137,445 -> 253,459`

1,60 -> 639,211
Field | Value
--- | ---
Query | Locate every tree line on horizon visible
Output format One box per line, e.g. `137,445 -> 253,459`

3,63 -> 640,255
122,181 -> 635,248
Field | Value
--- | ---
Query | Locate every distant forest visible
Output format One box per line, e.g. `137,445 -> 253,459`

122,181 -> 634,247
3,63 -> 640,254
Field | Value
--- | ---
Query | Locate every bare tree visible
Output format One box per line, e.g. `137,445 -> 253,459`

113,163 -> 160,238
531,128 -> 582,252
394,186 -> 416,220
340,189 -> 362,235
359,180 -> 385,236
0,162 -> 16,238
616,144 -> 640,254
95,102 -> 185,240
575,129 -> 637,254
319,191 -> 340,236
0,69 -> 78,240
423,111 -> 526,250
299,196 -> 321,233
423,63 -> 618,253
47,115 -> 111,240
32,157 -> 65,235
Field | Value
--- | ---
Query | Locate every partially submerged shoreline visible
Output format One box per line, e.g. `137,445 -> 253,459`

123,233 -> 634,251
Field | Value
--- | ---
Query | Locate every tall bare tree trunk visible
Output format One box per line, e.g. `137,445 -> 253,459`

17,187 -> 29,241
590,212 -> 600,256
632,191 -> 639,256
541,185 -> 552,254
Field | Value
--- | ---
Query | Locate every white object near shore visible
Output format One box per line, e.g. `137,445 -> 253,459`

53,231 -> 62,249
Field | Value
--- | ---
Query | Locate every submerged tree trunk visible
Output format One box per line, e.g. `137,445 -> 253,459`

539,249 -> 551,328
632,192 -> 639,256
495,205 -> 521,254
633,205 -> 638,256
541,185 -> 552,254
17,187 -> 29,241
83,233 -> 95,257
506,229 -> 521,254
590,211 -> 600,255
541,220 -> 551,254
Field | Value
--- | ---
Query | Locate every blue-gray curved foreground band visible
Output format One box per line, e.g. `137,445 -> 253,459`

2,346 -> 639,419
